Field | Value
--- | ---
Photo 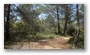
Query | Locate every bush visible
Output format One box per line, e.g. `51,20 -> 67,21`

68,29 -> 84,48
11,21 -> 29,41
34,33 -> 56,40
66,26 -> 75,35
77,30 -> 84,48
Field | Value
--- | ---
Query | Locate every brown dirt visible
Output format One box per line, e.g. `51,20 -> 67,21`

4,36 -> 72,49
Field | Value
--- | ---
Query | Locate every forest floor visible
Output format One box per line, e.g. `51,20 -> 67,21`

4,36 -> 72,49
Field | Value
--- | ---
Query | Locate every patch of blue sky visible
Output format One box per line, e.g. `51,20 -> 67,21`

38,13 -> 48,20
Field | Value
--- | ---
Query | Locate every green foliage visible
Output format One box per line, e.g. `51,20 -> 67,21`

26,32 -> 57,40
11,21 -> 29,41
4,4 -> 84,48
24,33 -> 58,42
77,30 -> 84,48
66,26 -> 75,35
68,29 -> 84,48
35,33 -> 57,39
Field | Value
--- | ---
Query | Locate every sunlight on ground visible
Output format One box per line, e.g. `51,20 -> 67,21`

5,36 -> 72,49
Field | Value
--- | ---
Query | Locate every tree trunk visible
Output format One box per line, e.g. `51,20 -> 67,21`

63,5 -> 68,35
5,4 -> 11,41
73,4 -> 80,47
57,5 -> 60,34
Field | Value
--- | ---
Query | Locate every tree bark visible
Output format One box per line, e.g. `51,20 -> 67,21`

73,4 -> 80,47
5,4 -> 11,41
63,5 -> 68,35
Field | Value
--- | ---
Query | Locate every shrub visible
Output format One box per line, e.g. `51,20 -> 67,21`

68,29 -> 84,48
34,33 -> 56,40
66,27 -> 75,35
11,21 -> 29,41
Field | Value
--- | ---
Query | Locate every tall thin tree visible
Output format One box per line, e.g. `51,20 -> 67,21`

63,4 -> 68,35
5,4 -> 11,41
73,4 -> 80,47
57,5 -> 60,34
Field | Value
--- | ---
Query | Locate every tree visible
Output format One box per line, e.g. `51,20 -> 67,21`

79,4 -> 84,29
63,5 -> 69,35
39,4 -> 61,34
15,4 -> 41,34
73,4 -> 80,47
44,14 -> 55,33
5,4 -> 11,41
57,5 -> 61,34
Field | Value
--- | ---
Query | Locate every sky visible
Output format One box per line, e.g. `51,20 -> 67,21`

38,13 -> 48,20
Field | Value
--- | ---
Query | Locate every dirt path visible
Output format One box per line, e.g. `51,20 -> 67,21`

5,36 -> 72,49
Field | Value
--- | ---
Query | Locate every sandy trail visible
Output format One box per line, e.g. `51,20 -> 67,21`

5,36 -> 71,49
